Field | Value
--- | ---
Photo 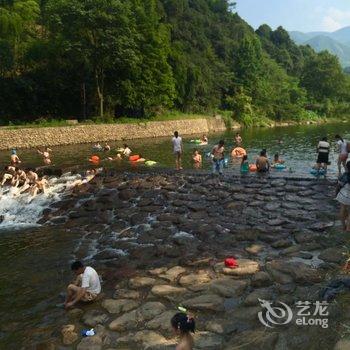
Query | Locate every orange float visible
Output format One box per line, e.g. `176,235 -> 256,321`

129,155 -> 140,162
231,147 -> 247,158
249,164 -> 257,172
89,155 -> 100,164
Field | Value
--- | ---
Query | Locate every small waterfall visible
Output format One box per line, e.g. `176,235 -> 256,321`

0,173 -> 81,229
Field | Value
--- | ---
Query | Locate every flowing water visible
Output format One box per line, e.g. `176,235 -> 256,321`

0,121 -> 350,348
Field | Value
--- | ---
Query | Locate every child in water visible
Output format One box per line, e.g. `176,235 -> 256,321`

272,153 -> 284,165
192,150 -> 202,168
241,154 -> 249,173
171,312 -> 195,350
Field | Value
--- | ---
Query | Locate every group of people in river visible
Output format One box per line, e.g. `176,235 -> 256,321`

0,149 -> 49,198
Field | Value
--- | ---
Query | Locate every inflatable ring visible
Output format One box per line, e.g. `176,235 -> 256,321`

117,148 -> 125,153
249,164 -> 257,172
190,139 -> 202,144
129,155 -> 140,162
310,169 -> 326,176
273,163 -> 286,170
89,155 -> 100,163
232,147 -> 247,158
145,160 -> 157,166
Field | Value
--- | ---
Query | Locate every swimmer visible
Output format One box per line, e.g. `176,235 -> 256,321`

10,149 -> 21,166
256,150 -> 270,173
241,154 -> 249,173
192,150 -> 202,168
1,165 -> 16,186
107,153 -> 122,161
235,133 -> 242,146
104,144 -> 111,152
272,153 -> 285,165
30,176 -> 49,198
93,143 -> 103,151
122,144 -> 132,157
211,140 -> 225,175
37,147 -> 52,165
69,168 -> 102,188
171,312 -> 195,350
18,169 -> 39,194
13,167 -> 27,187
200,135 -> 208,144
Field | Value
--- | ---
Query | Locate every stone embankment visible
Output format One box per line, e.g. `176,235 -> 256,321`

0,117 -> 231,150
37,172 -> 350,350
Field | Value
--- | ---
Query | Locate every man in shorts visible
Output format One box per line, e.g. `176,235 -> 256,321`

172,131 -> 183,170
316,137 -> 330,171
64,261 -> 101,309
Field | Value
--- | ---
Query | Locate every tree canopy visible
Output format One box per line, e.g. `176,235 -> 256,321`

0,0 -> 349,124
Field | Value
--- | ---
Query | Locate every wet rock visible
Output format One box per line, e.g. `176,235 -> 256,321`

226,330 -> 278,350
244,288 -> 273,306
319,247 -> 347,264
77,335 -> 103,350
145,310 -> 176,331
139,302 -> 167,321
205,319 -> 237,335
334,339 -> 350,350
61,324 -> 78,345
102,299 -> 139,314
113,289 -> 140,300
82,309 -> 109,327
159,266 -> 186,282
109,310 -> 138,331
271,239 -> 293,249
117,330 -> 175,349
194,331 -> 224,349
151,285 -> 187,299
179,272 -> 211,290
129,277 -> 157,288
67,308 -> 84,319
118,189 -> 134,200
251,271 -> 272,288
245,244 -> 264,255
210,278 -> 248,298
183,294 -> 224,311
221,259 -> 260,276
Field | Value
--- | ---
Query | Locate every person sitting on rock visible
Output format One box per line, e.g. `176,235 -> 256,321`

171,312 -> 195,350
64,261 -> 101,310
1,165 -> 16,186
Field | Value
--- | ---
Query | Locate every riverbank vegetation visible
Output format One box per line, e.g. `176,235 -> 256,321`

0,0 -> 349,126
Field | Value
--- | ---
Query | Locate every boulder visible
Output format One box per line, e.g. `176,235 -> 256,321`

244,288 -> 273,306
193,331 -> 224,349
151,285 -> 187,299
82,309 -> 109,327
183,294 -> 224,311
210,278 -> 248,298
77,335 -> 103,350
102,299 -> 139,314
109,310 -> 138,331
61,324 -> 78,345
138,302 -> 167,321
129,277 -> 157,288
251,271 -> 272,288
222,259 -> 259,276
145,310 -> 177,331
319,248 -> 347,264
179,272 -> 211,290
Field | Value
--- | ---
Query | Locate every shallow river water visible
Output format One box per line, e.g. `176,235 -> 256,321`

0,122 -> 350,349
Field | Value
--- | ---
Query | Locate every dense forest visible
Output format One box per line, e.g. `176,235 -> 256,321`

0,0 -> 349,125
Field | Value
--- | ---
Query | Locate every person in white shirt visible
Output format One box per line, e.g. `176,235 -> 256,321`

172,131 -> 183,170
316,137 -> 330,171
65,261 -> 101,309
335,135 -> 349,176
122,144 -> 132,157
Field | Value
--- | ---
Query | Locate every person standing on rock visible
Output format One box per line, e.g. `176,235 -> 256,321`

172,131 -> 183,170
335,135 -> 348,176
171,312 -> 195,350
336,161 -> 350,232
316,137 -> 330,171
211,140 -> 225,175
64,261 -> 101,309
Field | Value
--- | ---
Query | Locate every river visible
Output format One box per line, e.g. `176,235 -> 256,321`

0,122 -> 349,349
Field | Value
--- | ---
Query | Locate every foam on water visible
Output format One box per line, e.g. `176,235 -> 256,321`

0,173 -> 81,230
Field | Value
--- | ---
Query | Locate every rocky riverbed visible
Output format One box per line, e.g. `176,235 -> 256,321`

36,172 -> 350,350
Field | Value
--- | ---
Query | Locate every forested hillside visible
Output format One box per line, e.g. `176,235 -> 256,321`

0,0 -> 349,125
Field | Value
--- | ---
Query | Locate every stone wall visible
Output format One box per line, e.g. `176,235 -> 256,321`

0,118 -> 229,150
